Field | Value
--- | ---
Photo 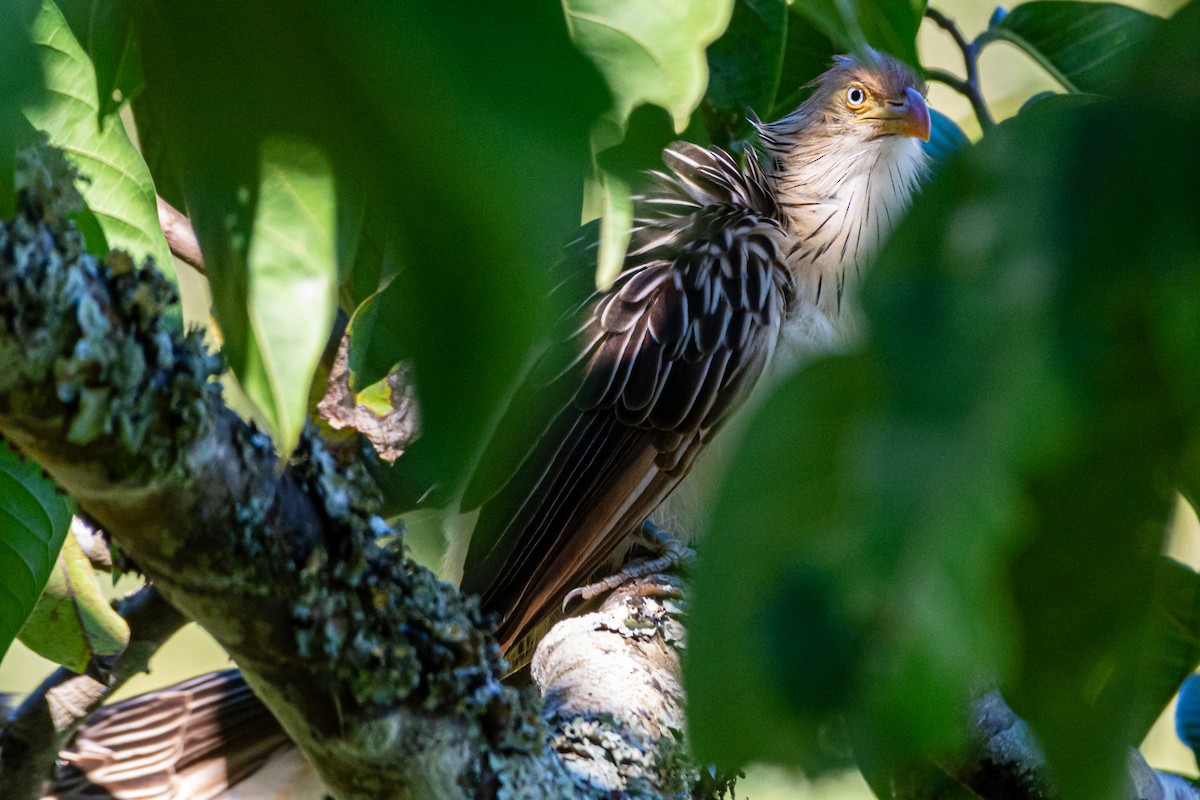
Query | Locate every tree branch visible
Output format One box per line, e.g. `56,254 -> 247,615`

0,587 -> 187,800
0,192 -> 698,799
924,7 -> 996,132
155,196 -> 204,272
927,691 -> 1200,800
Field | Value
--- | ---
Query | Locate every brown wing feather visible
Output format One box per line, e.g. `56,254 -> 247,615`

46,670 -> 289,800
461,142 -> 794,652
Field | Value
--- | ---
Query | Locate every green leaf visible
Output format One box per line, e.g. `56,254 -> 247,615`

346,272 -> 404,393
703,0 -> 788,145
690,2 -> 1200,787
594,174 -> 633,291
983,1 -> 1165,95
770,8 -> 837,118
0,441 -> 74,666
1120,557 -> 1200,745
340,194 -> 404,392
132,0 -> 608,485
23,0 -> 172,276
18,531 -> 129,673
129,80 -> 183,210
564,0 -> 734,132
790,0 -> 925,71
87,0 -> 145,119
53,0 -> 144,120
0,0 -> 46,216
565,0 -> 734,303
239,136 -> 337,456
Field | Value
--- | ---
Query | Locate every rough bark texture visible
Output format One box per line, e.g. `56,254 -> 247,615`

0,193 -> 694,799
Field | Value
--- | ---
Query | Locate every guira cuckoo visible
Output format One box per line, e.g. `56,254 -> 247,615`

457,49 -> 931,656
42,50 -> 931,799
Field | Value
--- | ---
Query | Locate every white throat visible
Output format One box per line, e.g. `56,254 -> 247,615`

769,134 -> 929,352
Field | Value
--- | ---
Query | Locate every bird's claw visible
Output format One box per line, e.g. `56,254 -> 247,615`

562,521 -> 694,612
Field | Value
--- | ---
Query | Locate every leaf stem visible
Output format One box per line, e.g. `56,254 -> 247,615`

924,7 -> 996,132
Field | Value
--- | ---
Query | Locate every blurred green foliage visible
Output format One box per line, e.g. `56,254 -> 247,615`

691,2 -> 1200,798
1,0 -> 1199,798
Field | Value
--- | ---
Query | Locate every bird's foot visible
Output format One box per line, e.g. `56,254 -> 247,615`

562,521 -> 694,610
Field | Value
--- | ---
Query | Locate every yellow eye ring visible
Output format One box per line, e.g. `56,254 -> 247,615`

846,85 -> 867,108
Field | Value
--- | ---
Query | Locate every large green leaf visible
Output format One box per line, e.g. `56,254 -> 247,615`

790,0 -> 925,70
133,0 -> 607,487
770,8 -> 836,119
703,0 -> 788,146
564,0 -> 734,132
18,531 -> 129,673
983,1 -> 1165,95
239,136 -> 337,456
565,0 -> 734,291
22,0 -> 171,275
0,441 -> 74,666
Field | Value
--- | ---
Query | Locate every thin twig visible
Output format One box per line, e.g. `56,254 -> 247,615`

156,196 -> 204,272
924,7 -> 996,132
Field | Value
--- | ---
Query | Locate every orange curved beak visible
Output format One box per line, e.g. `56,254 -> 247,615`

876,86 -> 931,141
900,86 -> 931,141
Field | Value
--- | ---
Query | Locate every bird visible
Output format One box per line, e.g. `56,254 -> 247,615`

39,50 -> 932,799
41,670 -> 320,800
456,49 -> 931,657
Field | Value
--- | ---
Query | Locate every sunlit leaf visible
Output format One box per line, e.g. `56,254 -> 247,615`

18,531 -> 129,673
23,0 -> 171,275
0,441 -> 74,665
594,173 -> 633,291
984,1 -> 1165,94
566,0 -> 734,302
134,0 -> 607,486
564,0 -> 734,132
240,136 -> 337,456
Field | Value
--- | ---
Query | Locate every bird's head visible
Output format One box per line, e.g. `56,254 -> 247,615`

753,49 -> 932,211
806,51 -> 931,142
753,50 -> 933,317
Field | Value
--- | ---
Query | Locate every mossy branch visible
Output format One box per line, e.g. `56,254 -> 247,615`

0,188 -> 698,800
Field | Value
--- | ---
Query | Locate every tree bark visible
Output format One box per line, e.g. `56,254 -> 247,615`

0,193 -> 695,799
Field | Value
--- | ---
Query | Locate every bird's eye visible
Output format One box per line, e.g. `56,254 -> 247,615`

846,86 -> 867,107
